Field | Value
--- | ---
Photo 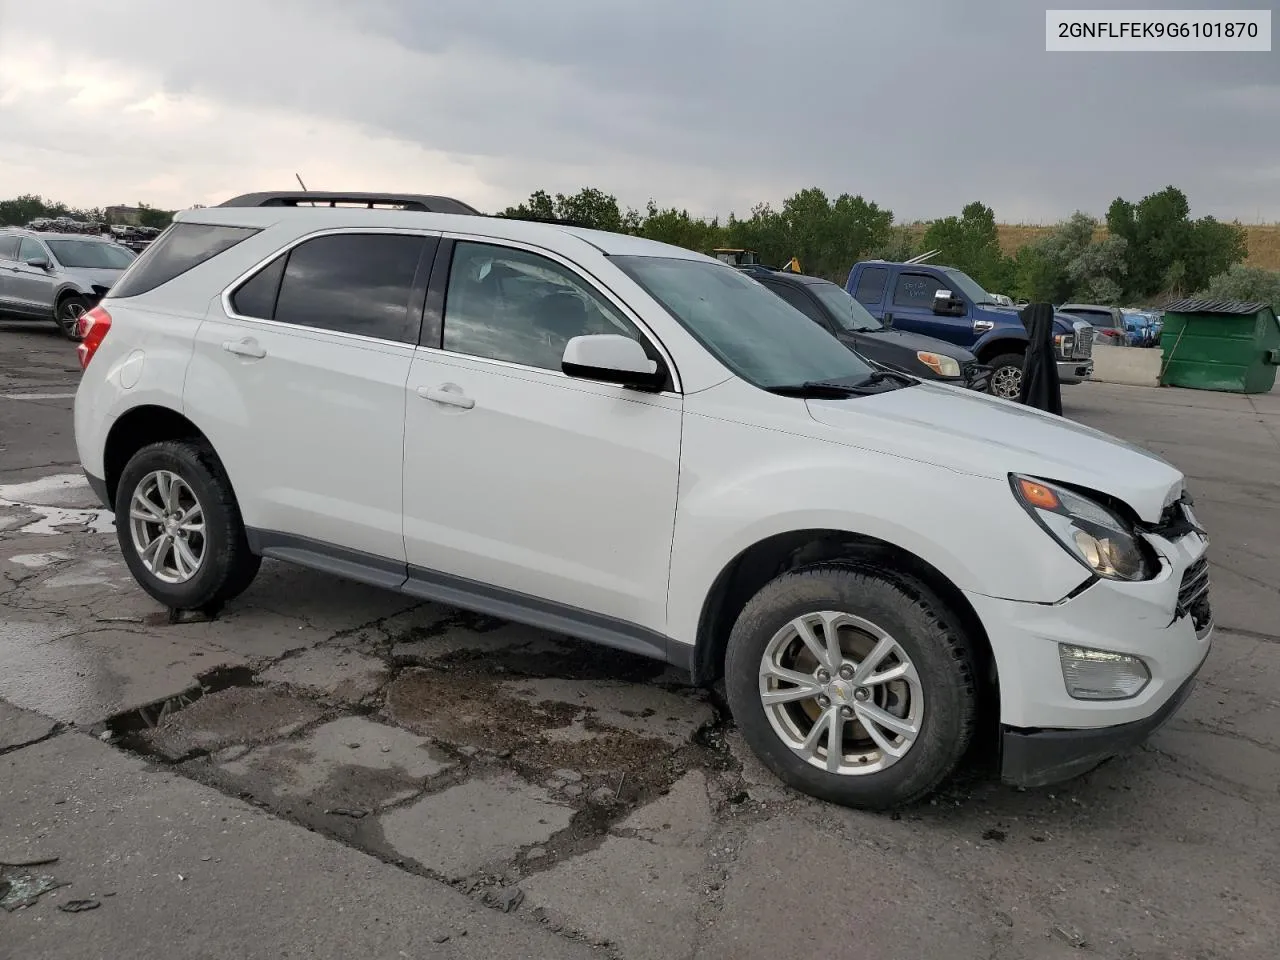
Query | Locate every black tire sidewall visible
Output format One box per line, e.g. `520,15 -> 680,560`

725,566 -> 976,809
114,442 -> 241,610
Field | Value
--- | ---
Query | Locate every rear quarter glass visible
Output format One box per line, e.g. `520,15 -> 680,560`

109,222 -> 260,299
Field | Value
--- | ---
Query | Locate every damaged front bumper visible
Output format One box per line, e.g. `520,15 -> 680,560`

965,527 -> 1212,788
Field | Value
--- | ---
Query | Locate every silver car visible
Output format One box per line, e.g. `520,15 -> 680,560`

0,229 -> 137,340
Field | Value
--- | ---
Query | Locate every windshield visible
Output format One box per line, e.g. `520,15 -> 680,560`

941,268 -> 993,305
807,280 -> 883,332
46,239 -> 136,270
611,255 -> 875,389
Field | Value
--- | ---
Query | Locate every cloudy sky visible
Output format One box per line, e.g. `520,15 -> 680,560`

1,0 -> 1276,224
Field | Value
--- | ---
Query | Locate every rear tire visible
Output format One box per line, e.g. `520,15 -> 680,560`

114,440 -> 261,612
55,294 -> 90,341
724,564 -> 978,810
985,352 -> 1024,400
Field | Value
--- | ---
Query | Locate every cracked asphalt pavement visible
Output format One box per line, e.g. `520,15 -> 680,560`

3,317 -> 1279,959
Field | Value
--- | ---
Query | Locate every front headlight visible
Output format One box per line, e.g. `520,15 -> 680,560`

1053,333 -> 1074,358
917,351 -> 960,378
1010,475 -> 1154,581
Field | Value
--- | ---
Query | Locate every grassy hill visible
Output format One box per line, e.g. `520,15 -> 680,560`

902,223 -> 1280,271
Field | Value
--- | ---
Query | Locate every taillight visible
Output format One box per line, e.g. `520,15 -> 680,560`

76,306 -> 112,370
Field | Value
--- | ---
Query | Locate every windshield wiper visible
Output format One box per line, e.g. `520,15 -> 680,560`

860,369 -> 918,387
766,370 -> 917,398
766,380 -> 876,398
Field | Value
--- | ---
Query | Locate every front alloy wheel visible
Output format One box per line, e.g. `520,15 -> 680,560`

128,470 -> 207,584
985,352 -> 1025,400
724,565 -> 978,810
759,611 -> 923,775
56,295 -> 90,341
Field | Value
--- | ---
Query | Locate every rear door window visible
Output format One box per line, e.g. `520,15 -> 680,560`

270,233 -> 429,343
110,222 -> 259,298
854,266 -> 889,307
0,236 -> 18,260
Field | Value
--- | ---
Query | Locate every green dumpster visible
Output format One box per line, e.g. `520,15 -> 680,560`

1159,298 -> 1280,394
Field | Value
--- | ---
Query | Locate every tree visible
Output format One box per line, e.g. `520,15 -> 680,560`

0,193 -> 64,226
635,201 -> 721,252
1065,233 -> 1128,303
719,189 -> 893,281
135,202 -> 175,229
499,187 -> 624,231
922,201 -> 1014,292
1106,186 -> 1246,299
870,226 -> 920,263
1196,264 -> 1280,310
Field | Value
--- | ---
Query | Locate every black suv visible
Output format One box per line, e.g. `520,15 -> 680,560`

755,271 -> 989,391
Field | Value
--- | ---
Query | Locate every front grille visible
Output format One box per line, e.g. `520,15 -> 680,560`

1177,556 -> 1209,612
1177,556 -> 1212,636
1073,325 -> 1094,359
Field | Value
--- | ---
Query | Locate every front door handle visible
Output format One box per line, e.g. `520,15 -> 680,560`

222,337 -> 266,359
417,383 -> 475,409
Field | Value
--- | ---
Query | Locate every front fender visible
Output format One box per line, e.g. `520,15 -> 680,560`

665,399 -> 1090,647
55,280 -> 95,301
972,328 -> 1028,355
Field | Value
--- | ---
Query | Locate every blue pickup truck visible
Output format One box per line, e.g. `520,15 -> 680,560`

844,260 -> 1095,399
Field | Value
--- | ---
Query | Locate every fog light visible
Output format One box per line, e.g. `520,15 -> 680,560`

1058,644 -> 1150,700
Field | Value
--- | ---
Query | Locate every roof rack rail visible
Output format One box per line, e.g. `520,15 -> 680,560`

217,191 -> 483,216
496,213 -> 594,229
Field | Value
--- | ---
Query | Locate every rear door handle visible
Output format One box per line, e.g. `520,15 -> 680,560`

222,337 -> 266,359
416,383 -> 474,409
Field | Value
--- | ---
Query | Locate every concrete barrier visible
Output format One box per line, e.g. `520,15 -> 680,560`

1089,343 -> 1162,388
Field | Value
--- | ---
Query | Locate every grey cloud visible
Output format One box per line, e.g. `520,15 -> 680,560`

6,0 -> 1279,221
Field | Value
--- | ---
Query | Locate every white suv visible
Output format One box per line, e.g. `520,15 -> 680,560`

73,192 -> 1213,809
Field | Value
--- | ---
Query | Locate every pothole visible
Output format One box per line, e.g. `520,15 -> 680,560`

98,664 -> 258,750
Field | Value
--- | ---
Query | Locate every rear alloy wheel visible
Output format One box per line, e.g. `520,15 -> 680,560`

725,564 -> 978,810
129,470 -> 207,585
56,294 -> 90,341
115,440 -> 261,611
985,352 -> 1025,400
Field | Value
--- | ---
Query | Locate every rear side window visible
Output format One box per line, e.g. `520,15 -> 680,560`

110,222 -> 259,299
270,233 -> 427,343
1064,308 -> 1113,327
854,267 -> 889,306
0,236 -> 18,260
765,282 -> 830,328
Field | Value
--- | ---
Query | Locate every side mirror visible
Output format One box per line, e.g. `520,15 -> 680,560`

932,288 -> 964,316
562,334 -> 665,391
24,257 -> 51,271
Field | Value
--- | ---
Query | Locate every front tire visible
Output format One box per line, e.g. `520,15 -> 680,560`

115,440 -> 261,611
985,352 -> 1025,400
55,295 -> 90,341
724,564 -> 978,810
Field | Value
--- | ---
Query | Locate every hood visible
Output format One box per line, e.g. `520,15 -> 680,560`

66,267 -> 126,290
842,329 -> 976,363
804,382 -> 1182,522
